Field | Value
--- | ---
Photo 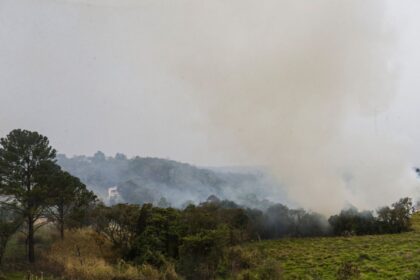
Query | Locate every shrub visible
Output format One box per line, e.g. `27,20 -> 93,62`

178,226 -> 229,279
255,258 -> 283,280
42,228 -> 180,280
412,270 -> 420,280
337,261 -> 360,280
221,247 -> 282,280
223,246 -> 258,274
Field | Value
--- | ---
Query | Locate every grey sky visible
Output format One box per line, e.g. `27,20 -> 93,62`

0,0 -> 216,164
1,0 -> 420,171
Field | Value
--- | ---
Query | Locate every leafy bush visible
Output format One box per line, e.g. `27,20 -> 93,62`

377,197 -> 413,233
178,226 -> 229,279
412,271 -> 420,280
42,228 -> 180,280
260,204 -> 330,239
337,261 -> 360,280
256,258 -> 283,280
330,198 -> 413,236
329,208 -> 378,236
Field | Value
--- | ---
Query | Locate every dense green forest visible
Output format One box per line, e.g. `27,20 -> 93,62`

0,130 -> 416,279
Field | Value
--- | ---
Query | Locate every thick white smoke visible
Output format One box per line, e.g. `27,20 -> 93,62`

174,0 -> 420,213
2,0 -> 419,213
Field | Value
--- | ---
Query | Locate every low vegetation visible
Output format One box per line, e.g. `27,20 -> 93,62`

1,201 -> 417,279
0,129 -> 419,279
243,213 -> 420,279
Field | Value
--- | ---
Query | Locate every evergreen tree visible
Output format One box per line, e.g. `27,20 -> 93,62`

45,165 -> 97,239
0,129 -> 56,262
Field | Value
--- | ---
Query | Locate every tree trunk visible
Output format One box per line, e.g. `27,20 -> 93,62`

0,242 -> 5,266
60,222 -> 64,240
28,216 -> 35,263
59,205 -> 64,240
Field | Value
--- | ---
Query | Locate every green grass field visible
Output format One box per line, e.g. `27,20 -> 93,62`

244,213 -> 420,279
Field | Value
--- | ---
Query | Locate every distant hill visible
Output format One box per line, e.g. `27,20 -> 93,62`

57,152 -> 289,209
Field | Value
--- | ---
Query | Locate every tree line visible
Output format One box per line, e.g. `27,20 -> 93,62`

0,129 -> 415,278
329,197 -> 413,236
87,197 -> 413,279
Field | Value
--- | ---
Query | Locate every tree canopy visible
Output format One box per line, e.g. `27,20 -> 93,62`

0,129 -> 56,262
0,129 -> 96,262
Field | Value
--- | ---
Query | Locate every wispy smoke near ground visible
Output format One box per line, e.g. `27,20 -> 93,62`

177,0 -> 420,213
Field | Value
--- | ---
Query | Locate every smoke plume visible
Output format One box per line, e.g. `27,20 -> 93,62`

2,0 -> 420,213
176,0 -> 420,213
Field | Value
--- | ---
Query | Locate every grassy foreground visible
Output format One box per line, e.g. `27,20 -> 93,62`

3,214 -> 420,279
243,213 -> 420,279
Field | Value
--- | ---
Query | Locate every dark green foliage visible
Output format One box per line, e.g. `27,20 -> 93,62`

92,201 -> 251,279
130,205 -> 181,266
0,129 -> 97,263
92,203 -> 141,257
260,204 -> 330,238
0,207 -> 22,265
0,129 -> 56,263
244,208 -> 264,240
329,208 -> 378,236
177,203 -> 250,279
178,226 -> 229,279
91,197 -> 416,279
44,166 -> 97,239
377,197 -> 413,233
329,198 -> 413,236
113,199 -> 417,278
180,202 -> 250,245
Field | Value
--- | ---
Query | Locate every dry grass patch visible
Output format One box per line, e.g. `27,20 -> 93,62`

42,228 -> 179,280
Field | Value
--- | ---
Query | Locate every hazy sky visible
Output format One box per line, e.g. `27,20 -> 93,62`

4,0 -> 420,211
1,0 -> 420,169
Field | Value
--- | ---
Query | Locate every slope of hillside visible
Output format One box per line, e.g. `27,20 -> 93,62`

57,152 -> 289,208
243,213 -> 420,279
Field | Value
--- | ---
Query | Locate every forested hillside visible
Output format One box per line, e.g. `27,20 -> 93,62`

57,152 -> 289,209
